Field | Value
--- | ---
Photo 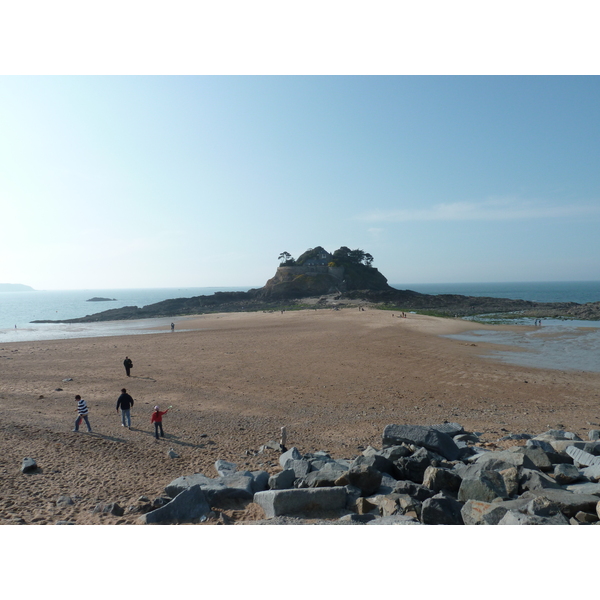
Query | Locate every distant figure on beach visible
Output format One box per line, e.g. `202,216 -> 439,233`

151,405 -> 169,440
116,388 -> 134,429
171,322 -> 175,332
123,356 -> 133,377
73,395 -> 92,432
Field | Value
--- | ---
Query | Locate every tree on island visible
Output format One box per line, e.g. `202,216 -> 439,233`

278,251 -> 296,266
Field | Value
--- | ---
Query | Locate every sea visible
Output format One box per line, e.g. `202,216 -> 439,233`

2,281 -> 600,373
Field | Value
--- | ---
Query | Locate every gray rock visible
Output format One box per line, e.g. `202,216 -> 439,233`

524,496 -> 563,517
351,453 -> 396,476
509,446 -> 552,471
140,485 -> 212,524
253,487 -> 347,518
554,463 -> 581,485
250,470 -> 270,493
268,469 -> 296,490
375,493 -> 422,519
383,424 -> 460,461
526,438 -> 556,454
422,466 -> 462,494
338,513 -> 379,524
298,461 -> 347,488
165,472 -> 255,506
533,429 -> 582,442
574,510 -> 599,523
279,447 -> 302,469
429,422 -> 464,437
285,459 -> 311,478
498,510 -> 570,525
215,459 -> 237,477
566,446 -> 600,467
583,441 -> 600,456
152,496 -> 171,508
521,488 -> 600,517
379,444 -> 412,461
461,498 -> 530,525
589,430 -> 600,441
454,433 -> 480,444
165,473 -> 211,498
339,465 -> 383,496
21,458 -> 37,473
519,469 -> 562,493
366,514 -> 422,525
458,470 -> 508,503
564,481 -> 600,496
93,502 -> 124,517
474,450 -> 537,472
395,447 -> 441,484
55,521 -> 76,525
376,473 -> 397,495
421,491 -> 464,525
393,480 -> 435,501
56,495 -> 74,506
167,449 -> 180,459
549,440 -> 586,456
499,467 -> 520,497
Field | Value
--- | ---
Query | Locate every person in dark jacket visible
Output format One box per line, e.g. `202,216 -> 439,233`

123,356 -> 133,376
116,388 -> 134,429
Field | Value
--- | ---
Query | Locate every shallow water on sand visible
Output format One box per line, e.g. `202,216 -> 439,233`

447,319 -> 600,373
0,317 -> 201,343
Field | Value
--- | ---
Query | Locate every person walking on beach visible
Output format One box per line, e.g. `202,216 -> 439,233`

73,395 -> 92,432
116,388 -> 134,429
151,405 -> 169,439
171,322 -> 175,332
123,356 -> 133,377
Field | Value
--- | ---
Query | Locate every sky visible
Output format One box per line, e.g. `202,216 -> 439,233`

1,75 -> 600,290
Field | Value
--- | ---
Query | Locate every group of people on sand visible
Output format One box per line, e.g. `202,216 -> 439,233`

72,356 -> 169,440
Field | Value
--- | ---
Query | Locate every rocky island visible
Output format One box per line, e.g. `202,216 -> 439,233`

30,246 -> 600,323
86,297 -> 117,302
0,283 -> 35,292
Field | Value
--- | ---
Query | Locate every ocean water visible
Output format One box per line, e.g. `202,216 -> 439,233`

392,280 -> 600,305
0,287 -> 252,342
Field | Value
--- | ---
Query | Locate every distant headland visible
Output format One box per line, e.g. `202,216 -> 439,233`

0,283 -> 35,292
30,246 -> 600,323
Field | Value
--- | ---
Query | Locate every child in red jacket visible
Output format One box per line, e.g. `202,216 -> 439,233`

151,405 -> 169,439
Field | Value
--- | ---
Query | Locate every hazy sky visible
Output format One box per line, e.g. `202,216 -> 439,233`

2,75 -> 600,290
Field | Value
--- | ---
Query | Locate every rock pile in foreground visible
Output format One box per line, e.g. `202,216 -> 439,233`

137,423 -> 600,525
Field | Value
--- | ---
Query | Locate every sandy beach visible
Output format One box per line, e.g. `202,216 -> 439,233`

1,307 -> 599,525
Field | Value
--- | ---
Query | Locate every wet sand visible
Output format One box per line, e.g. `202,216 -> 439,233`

2,307 -> 600,525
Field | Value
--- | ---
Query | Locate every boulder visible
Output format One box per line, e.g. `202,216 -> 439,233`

338,465 -> 382,496
589,430 -> 600,441
351,453 -> 396,477
421,491 -> 464,525
21,458 -> 37,473
553,463 -> 581,485
461,498 -> 529,525
564,482 -> 600,496
499,467 -> 520,497
520,489 -> 600,518
379,444 -> 412,461
56,495 -> 74,507
395,447 -> 440,484
458,470 -> 508,503
140,485 -> 212,524
93,502 -> 124,517
519,469 -> 562,493
250,471 -> 270,493
429,422 -> 464,437
498,510 -> 570,525
474,450 -> 537,472
215,460 -> 237,477
422,466 -> 462,494
285,459 -> 311,479
382,424 -> 460,461
366,515 -> 422,525
279,447 -> 302,469
524,496 -> 563,517
165,472 -> 255,506
269,469 -> 296,490
393,480 -> 435,501
253,487 -> 347,518
509,446 -> 552,471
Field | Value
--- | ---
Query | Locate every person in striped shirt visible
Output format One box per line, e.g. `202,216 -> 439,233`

73,395 -> 92,432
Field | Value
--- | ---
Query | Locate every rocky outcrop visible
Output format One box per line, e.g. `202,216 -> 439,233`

134,424 -> 600,525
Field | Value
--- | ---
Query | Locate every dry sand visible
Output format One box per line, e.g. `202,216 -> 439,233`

1,307 -> 599,525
